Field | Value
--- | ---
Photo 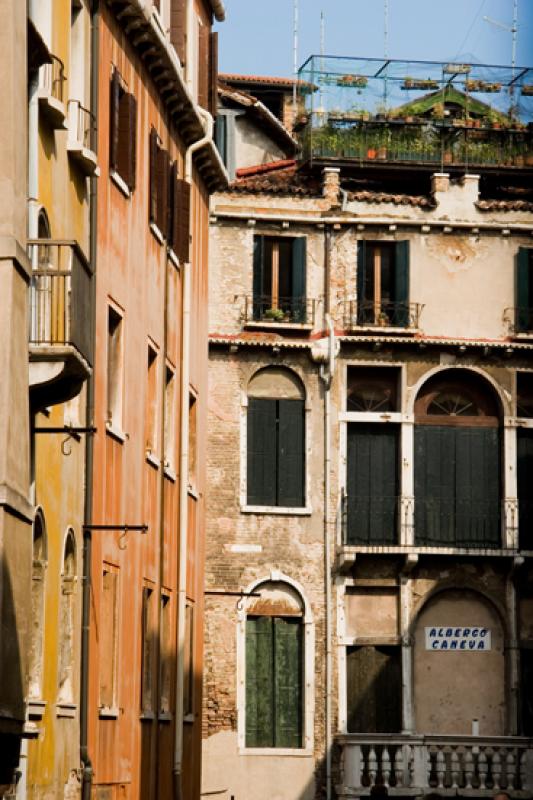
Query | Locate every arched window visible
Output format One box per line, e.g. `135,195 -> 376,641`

29,510 -> 47,700
247,368 -> 305,508
414,370 -> 501,547
57,530 -> 76,703
245,581 -> 304,749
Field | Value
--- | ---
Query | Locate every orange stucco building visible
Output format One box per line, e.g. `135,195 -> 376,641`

85,2 -> 226,799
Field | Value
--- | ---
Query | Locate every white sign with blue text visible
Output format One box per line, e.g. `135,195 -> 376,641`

425,626 -> 491,651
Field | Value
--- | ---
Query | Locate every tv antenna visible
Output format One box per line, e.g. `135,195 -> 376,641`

293,0 -> 299,113
483,0 -> 518,74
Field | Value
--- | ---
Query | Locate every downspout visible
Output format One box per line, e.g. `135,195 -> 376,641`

80,2 -> 99,798
320,226 -> 334,800
173,107 -> 213,800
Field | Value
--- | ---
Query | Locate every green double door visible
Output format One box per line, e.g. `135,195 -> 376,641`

415,425 -> 500,547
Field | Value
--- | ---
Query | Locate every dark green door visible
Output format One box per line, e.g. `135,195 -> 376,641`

517,429 -> 533,550
346,423 -> 398,544
346,645 -> 402,733
415,426 -> 500,546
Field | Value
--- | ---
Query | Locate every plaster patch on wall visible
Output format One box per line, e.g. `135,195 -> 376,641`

426,235 -> 487,273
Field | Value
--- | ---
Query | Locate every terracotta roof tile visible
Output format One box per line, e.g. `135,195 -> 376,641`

219,73 -> 309,90
476,199 -> 533,212
235,159 -> 297,178
347,189 -> 436,208
231,163 -> 321,196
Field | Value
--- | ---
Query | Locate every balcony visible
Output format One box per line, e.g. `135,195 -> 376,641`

338,496 -> 524,569
240,295 -> 316,331
337,735 -> 533,797
28,239 -> 93,409
343,300 -> 423,332
504,307 -> 533,339
67,100 -> 98,176
37,54 -> 67,129
297,57 -> 533,173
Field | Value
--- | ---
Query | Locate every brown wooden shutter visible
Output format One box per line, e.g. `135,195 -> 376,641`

170,0 -> 186,65
109,69 -> 120,171
117,92 -> 137,190
176,178 -> 191,263
198,24 -> 209,109
156,147 -> 169,235
149,128 -> 158,224
168,161 -> 179,249
208,32 -> 218,118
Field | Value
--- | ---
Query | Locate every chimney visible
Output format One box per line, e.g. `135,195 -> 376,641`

323,167 -> 341,207
431,172 -> 450,194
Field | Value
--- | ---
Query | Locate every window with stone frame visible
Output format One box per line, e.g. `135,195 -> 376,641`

346,645 -> 402,733
57,530 -> 76,704
252,236 -> 307,323
357,240 -> 409,327
109,67 -> 137,191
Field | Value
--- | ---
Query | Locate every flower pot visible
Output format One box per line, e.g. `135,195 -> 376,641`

367,148 -> 377,160
443,150 -> 453,164
377,146 -> 388,160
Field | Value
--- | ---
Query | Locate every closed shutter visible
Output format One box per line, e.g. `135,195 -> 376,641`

520,648 -> 533,735
357,240 -> 367,323
516,247 -> 532,332
274,618 -> 303,748
415,426 -> 456,545
278,399 -> 305,507
170,0 -> 186,65
198,23 -> 209,109
247,398 -> 277,506
291,238 -> 307,322
168,161 -> 179,250
117,92 -> 137,190
394,240 -> 410,326
455,427 -> 499,546
176,178 -> 191,263
149,129 -> 158,224
517,429 -> 533,550
208,31 -> 218,118
246,617 -> 274,747
346,423 -> 398,544
346,646 -> 402,733
252,236 -> 265,320
109,70 -> 121,172
156,147 -> 169,235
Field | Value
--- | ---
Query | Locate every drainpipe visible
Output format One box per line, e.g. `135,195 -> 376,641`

80,2 -> 99,799
173,107 -> 213,800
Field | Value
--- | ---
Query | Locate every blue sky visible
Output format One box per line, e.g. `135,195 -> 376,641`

216,0 -> 533,77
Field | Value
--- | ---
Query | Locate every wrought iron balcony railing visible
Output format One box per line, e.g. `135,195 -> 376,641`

28,239 -> 92,366
40,54 -> 66,104
343,300 -> 423,330
337,735 -> 533,795
504,306 -> 533,336
342,495 -> 521,550
241,295 -> 316,326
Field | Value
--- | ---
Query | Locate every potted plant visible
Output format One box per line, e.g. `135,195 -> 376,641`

263,307 -> 287,322
377,311 -> 390,326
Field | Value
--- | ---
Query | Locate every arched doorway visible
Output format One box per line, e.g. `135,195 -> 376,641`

413,588 -> 505,735
414,369 -> 501,547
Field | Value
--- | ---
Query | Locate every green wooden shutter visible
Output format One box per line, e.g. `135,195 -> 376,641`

252,236 -> 265,320
247,398 -> 277,506
346,646 -> 401,733
246,617 -> 274,747
273,618 -> 303,748
346,424 -> 398,544
394,240 -> 410,326
291,238 -> 307,322
357,240 -> 367,323
109,69 -> 120,172
516,247 -> 532,332
455,427 -> 499,547
277,399 -> 305,507
415,426 -> 456,545
517,429 -> 533,550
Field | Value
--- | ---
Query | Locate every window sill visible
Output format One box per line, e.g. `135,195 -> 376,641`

150,221 -> 165,245
27,699 -> 46,719
344,325 -> 420,336
241,505 -> 312,516
188,484 -> 199,500
164,464 -> 177,482
183,713 -> 195,724
110,169 -> 131,199
238,746 -> 313,757
140,710 -> 155,721
244,320 -> 314,333
167,249 -> 180,270
56,702 -> 77,718
99,706 -> 119,719
146,450 -> 160,469
158,711 -> 173,722
105,421 -> 127,444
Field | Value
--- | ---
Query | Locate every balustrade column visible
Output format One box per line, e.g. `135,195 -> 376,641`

400,574 -> 414,733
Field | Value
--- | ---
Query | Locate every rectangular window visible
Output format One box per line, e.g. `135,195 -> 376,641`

346,423 -> 399,545
145,344 -> 159,457
170,0 -> 186,64
167,163 -> 191,264
107,306 -> 123,429
246,616 -> 303,748
188,393 -> 197,490
357,240 -> 410,327
247,397 -> 305,508
515,247 -> 533,332
183,601 -> 194,718
109,68 -> 137,191
141,585 -> 154,714
159,592 -> 172,715
346,645 -> 401,733
149,128 -> 169,236
99,565 -> 119,711
164,366 -> 176,470
253,236 -> 307,323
